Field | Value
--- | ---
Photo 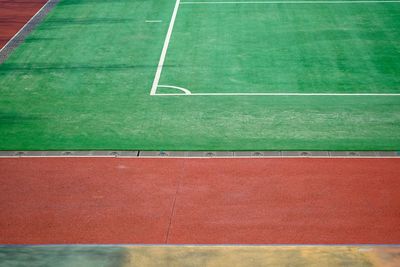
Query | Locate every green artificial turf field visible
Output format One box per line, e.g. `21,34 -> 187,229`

1,0 -> 400,150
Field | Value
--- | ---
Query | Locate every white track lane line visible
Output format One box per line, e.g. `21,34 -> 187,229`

0,0 -> 53,53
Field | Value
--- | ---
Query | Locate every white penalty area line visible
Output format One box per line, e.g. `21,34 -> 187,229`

150,0 -> 181,96
0,0 -> 53,54
150,0 -> 400,95
154,92 -> 400,96
181,1 -> 400,4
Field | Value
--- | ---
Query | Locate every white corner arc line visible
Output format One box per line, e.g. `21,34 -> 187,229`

157,85 -> 192,95
150,0 -> 181,96
180,1 -> 400,4
0,0 -> 53,54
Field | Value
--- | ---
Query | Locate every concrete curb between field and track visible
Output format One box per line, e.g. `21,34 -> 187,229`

0,150 -> 398,158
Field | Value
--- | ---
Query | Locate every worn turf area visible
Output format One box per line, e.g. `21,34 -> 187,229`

0,0 -> 400,150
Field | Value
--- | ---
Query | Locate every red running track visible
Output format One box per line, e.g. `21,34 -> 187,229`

0,158 -> 399,245
0,0 -> 48,48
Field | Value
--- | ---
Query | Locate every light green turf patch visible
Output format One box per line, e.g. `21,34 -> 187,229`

0,0 -> 400,150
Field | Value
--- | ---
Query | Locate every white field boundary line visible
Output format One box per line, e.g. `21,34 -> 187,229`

0,0 -> 53,53
181,1 -> 400,4
154,92 -> 400,96
150,0 -> 181,95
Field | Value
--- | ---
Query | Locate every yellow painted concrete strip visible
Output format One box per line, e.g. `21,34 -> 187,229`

125,246 -> 400,267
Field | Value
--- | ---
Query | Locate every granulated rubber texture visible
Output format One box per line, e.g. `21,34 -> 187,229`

1,158 -> 399,244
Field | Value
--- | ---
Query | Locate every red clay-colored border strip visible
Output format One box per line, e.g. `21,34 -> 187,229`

0,158 -> 399,244
0,0 -> 48,48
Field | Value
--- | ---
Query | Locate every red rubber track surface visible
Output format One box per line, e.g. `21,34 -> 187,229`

0,0 -> 48,48
0,158 -> 399,245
